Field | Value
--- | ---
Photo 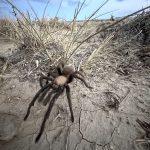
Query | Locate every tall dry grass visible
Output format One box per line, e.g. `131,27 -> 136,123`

1,0 -> 110,66
1,0 -> 150,72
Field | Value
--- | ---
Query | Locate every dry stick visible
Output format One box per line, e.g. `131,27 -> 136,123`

92,9 -> 119,20
26,0 -> 43,38
74,9 -> 118,41
43,1 -> 67,43
42,0 -> 52,36
86,34 -> 114,64
67,5 -> 150,61
50,0 -> 63,32
26,0 -> 54,45
66,0 -> 109,58
68,0 -> 109,44
26,0 -> 40,23
74,0 -> 109,35
55,0 -> 63,18
12,6 -> 29,40
62,0 -> 88,51
0,74 -> 18,79
59,0 -> 86,44
42,0 -> 51,19
73,0 -> 86,22
64,0 -> 86,57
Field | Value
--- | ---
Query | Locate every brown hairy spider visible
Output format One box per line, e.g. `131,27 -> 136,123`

24,62 -> 92,143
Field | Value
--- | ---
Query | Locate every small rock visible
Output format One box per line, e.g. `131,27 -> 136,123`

12,85 -> 16,88
36,110 -> 41,114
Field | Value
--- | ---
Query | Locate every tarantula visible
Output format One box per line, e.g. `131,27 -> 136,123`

24,62 -> 92,143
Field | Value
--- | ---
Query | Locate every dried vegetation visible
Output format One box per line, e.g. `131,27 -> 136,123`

0,0 -> 150,82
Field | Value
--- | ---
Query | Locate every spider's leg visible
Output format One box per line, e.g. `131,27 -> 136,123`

45,72 -> 58,85
67,75 -> 74,83
67,71 -> 84,84
73,74 -> 93,89
40,76 -> 53,88
136,119 -> 150,132
24,83 -> 52,121
57,67 -> 62,75
35,89 -> 64,143
57,62 -> 64,75
43,90 -> 56,106
38,86 -> 51,103
39,76 -> 54,88
66,85 -> 74,122
73,71 -> 84,78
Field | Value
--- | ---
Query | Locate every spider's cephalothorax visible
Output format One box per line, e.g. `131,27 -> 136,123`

24,62 -> 92,143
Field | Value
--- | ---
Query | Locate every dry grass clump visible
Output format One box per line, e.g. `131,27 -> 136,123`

81,11 -> 150,77
48,17 -> 71,30
0,0 -> 106,80
1,0 -> 150,81
0,18 -> 17,39
1,0 -> 110,66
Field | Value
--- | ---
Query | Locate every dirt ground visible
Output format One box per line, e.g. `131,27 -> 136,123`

0,36 -> 150,150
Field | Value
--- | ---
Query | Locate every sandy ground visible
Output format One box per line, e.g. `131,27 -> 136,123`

0,39 -> 150,150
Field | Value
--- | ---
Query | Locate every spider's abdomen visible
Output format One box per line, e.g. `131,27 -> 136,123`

62,65 -> 75,76
54,76 -> 67,86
